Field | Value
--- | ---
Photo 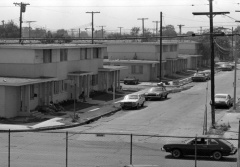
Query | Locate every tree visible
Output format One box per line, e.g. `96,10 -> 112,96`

197,28 -> 231,64
0,20 -> 19,38
130,27 -> 140,36
162,25 -> 177,37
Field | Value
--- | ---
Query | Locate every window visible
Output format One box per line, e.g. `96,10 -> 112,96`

60,49 -> 68,61
209,139 -> 218,145
131,65 -> 143,74
93,48 -> 100,58
80,48 -> 87,60
43,49 -> 52,63
30,85 -> 34,100
54,81 -> 59,94
163,45 -> 168,52
92,74 -> 98,86
170,45 -> 177,52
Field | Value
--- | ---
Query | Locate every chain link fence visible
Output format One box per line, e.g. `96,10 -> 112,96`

0,130 -> 238,167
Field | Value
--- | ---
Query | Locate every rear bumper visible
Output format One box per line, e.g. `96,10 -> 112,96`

230,147 -> 237,155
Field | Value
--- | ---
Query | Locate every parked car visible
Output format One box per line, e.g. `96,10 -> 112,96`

120,94 -> 145,109
198,70 -> 211,80
211,93 -> 233,108
191,73 -> 208,82
144,87 -> 169,100
123,77 -> 139,85
218,64 -> 233,71
161,136 -> 237,160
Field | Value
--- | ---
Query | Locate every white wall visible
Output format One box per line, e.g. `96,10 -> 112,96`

0,49 -> 35,63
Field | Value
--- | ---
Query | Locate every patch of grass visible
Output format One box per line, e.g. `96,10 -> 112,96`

207,123 -> 231,135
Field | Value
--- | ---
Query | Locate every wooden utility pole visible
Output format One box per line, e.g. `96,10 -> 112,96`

24,21 -> 36,37
177,24 -> 185,35
86,11 -> 100,44
14,2 -> 30,43
118,27 -> 123,36
152,21 -> 160,35
193,0 -> 229,127
137,18 -> 148,37
159,12 -> 162,82
98,26 -> 106,38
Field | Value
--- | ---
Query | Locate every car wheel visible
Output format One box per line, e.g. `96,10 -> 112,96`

136,104 -> 139,109
172,149 -> 182,158
212,151 -> 222,160
164,94 -> 168,99
141,102 -> 144,107
145,98 -> 148,101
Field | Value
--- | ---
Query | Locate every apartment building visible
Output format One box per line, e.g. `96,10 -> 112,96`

0,44 -> 124,118
104,42 -> 188,81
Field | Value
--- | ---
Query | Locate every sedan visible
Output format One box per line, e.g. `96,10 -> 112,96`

161,137 -> 237,160
218,64 -> 233,71
144,87 -> 169,100
123,77 -> 139,85
213,94 -> 233,108
191,73 -> 208,82
120,94 -> 145,109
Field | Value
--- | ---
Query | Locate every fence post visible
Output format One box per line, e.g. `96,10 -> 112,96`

195,136 -> 197,167
66,131 -> 68,167
130,134 -> 133,165
8,129 -> 10,167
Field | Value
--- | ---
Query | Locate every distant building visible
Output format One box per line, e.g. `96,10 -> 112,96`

0,44 -> 124,118
104,42 -> 188,81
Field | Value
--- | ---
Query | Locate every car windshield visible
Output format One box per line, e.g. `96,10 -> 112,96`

220,139 -> 233,147
126,95 -> 138,99
149,87 -> 164,92
215,95 -> 227,99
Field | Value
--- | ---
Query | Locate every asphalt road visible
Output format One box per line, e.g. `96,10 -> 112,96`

0,69 -> 239,167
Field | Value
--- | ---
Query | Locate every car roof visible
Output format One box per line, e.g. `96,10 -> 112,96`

215,93 -> 229,96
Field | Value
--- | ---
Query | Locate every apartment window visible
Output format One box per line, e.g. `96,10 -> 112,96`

60,49 -> 68,61
80,48 -> 87,60
43,49 -> 52,63
131,65 -> 143,74
170,45 -> 177,52
54,81 -> 59,94
93,48 -> 100,58
163,45 -> 168,52
92,74 -> 98,86
30,85 -> 34,100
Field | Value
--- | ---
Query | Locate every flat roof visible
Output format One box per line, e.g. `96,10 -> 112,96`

98,65 -> 128,71
68,71 -> 93,76
0,43 -> 107,49
0,77 -> 57,86
104,59 -> 165,64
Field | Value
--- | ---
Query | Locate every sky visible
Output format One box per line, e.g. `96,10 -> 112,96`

1,0 -> 240,34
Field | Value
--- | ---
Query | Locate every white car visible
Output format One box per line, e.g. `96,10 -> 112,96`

211,94 -> 233,108
120,94 -> 145,109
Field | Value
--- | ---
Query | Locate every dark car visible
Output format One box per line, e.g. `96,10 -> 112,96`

144,87 -> 169,100
191,73 -> 208,82
123,77 -> 139,85
161,137 -> 237,160
198,70 -> 211,80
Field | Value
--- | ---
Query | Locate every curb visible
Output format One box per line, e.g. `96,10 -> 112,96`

0,107 -> 122,132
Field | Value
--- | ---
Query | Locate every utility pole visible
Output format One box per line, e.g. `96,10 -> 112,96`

70,29 -> 75,37
79,28 -> 81,38
14,2 -> 30,43
24,21 -> 36,38
118,27 -> 123,36
98,26 -> 106,38
137,18 -> 148,37
86,11 -> 100,44
159,12 -> 163,82
193,0 -> 229,127
177,24 -> 185,35
152,21 -> 160,35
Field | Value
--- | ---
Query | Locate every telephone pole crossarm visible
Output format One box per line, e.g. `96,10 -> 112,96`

86,11 -> 100,44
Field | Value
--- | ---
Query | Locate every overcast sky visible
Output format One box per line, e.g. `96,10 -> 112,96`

1,0 -> 240,34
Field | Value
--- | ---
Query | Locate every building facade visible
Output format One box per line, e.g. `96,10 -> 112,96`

105,42 -> 188,81
0,44 -> 123,118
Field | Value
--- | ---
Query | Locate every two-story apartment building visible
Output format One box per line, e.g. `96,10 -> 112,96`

0,44 -> 124,118
104,42 -> 187,81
